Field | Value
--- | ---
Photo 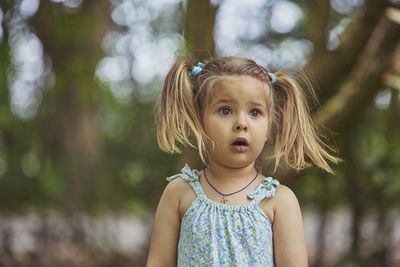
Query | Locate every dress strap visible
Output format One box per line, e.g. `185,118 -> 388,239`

248,177 -> 280,205
166,164 -> 203,197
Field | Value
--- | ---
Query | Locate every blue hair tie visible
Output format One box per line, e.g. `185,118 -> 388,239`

189,62 -> 205,81
268,72 -> 276,85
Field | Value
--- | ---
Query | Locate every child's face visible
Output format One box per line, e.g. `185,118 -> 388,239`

202,75 -> 270,169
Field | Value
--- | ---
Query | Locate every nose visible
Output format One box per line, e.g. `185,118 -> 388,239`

233,115 -> 248,132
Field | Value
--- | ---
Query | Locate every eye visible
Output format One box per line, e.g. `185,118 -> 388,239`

249,109 -> 261,118
218,107 -> 232,116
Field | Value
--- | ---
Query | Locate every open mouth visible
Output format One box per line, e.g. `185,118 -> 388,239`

231,138 -> 249,152
232,138 -> 248,146
232,140 -> 248,146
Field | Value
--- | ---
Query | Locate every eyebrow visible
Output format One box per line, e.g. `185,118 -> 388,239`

212,99 -> 266,108
248,101 -> 266,107
213,99 -> 234,105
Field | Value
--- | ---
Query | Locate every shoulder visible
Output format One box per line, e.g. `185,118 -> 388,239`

166,174 -> 190,189
164,176 -> 197,219
271,183 -> 303,229
273,184 -> 299,207
271,184 -> 302,218
163,177 -> 190,202
259,183 -> 299,223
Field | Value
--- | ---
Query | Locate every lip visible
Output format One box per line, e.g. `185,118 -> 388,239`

231,137 -> 249,152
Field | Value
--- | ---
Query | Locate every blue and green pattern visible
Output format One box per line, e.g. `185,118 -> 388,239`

167,164 -> 280,266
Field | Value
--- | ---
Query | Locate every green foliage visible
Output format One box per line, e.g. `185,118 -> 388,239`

0,0 -> 399,242
0,1 -> 182,215
0,1 -> 399,266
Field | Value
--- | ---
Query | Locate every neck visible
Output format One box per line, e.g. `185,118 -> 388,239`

206,161 -> 257,184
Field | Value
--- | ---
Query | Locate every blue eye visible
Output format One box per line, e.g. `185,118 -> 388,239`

250,109 -> 261,118
218,107 -> 232,116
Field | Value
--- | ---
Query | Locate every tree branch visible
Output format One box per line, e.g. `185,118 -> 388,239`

313,8 -> 400,133
307,0 -> 390,104
383,51 -> 400,90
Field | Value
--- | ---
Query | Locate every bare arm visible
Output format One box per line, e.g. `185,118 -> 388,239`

147,180 -> 182,267
273,185 -> 308,267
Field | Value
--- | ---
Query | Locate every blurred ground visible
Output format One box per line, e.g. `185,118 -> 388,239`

0,208 -> 399,267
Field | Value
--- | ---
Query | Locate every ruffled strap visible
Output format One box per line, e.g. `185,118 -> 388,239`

248,177 -> 280,205
166,164 -> 203,196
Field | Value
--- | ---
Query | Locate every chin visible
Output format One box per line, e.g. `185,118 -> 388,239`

224,158 -> 257,169
210,151 -> 258,168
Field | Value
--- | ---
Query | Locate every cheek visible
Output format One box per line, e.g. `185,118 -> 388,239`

254,121 -> 269,141
252,126 -> 268,152
204,117 -> 226,144
202,116 -> 213,135
205,121 -> 221,139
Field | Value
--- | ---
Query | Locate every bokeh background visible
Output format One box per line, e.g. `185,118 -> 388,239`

1,0 -> 400,266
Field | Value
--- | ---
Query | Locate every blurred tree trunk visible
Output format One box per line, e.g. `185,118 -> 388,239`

184,0 -> 217,60
309,0 -> 330,57
311,181 -> 328,267
31,0 -> 112,212
0,28 -> 12,150
0,35 -> 10,106
0,221 -> 13,257
342,128 -> 364,263
179,0 -> 218,169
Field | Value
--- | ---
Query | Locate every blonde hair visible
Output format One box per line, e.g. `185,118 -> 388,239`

157,56 -> 342,174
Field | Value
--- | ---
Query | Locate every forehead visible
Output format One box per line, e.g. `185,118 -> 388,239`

209,75 -> 268,104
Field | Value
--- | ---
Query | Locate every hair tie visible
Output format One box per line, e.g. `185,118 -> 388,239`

268,72 -> 276,85
189,62 -> 205,81
256,64 -> 276,86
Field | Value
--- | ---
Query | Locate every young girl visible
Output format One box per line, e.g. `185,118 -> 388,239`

147,56 -> 341,266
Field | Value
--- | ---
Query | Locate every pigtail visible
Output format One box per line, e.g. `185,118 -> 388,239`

272,70 -> 342,174
157,58 -> 208,162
